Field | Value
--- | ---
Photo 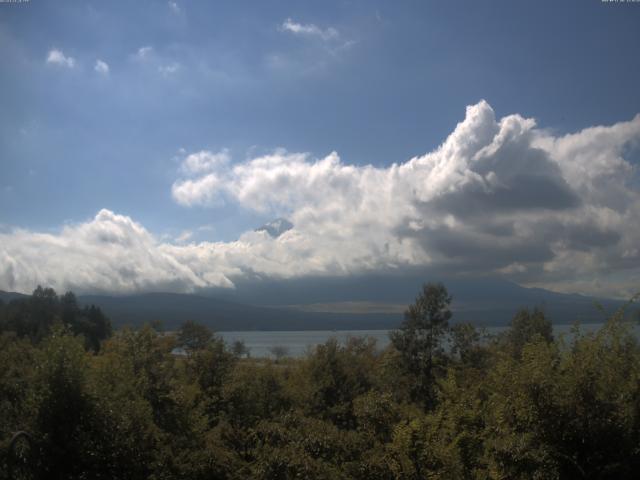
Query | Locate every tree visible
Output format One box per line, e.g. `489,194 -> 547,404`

223,363 -> 289,429
28,286 -> 59,341
503,307 -> 553,357
449,322 -> 484,365
177,320 -> 213,351
232,339 -> 250,358
482,318 -> 640,479
297,337 -> 377,429
0,288 -> 111,350
59,291 -> 79,325
33,327 -> 97,479
390,282 -> 452,408
68,305 -> 112,352
270,345 -> 289,362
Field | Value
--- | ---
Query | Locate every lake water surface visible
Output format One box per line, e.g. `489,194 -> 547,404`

219,323 -> 622,358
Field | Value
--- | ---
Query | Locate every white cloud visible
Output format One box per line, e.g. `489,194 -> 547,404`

2,102 -> 640,297
94,59 -> 109,74
171,150 -> 231,206
46,49 -> 75,68
0,209 -> 222,295
135,46 -> 153,60
168,101 -> 640,296
280,18 -> 339,41
171,173 -> 224,207
180,149 -> 230,175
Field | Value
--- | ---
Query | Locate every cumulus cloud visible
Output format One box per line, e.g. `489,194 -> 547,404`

171,173 -> 225,207
280,18 -> 339,41
0,210 -> 222,295
171,150 -> 230,206
94,59 -> 109,74
180,149 -> 230,175
46,49 -> 75,68
2,101 -> 640,297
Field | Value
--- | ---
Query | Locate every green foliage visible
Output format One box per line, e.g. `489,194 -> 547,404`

269,345 -> 289,362
0,286 -> 111,350
32,327 -> 101,479
390,282 -> 452,408
223,363 -> 289,428
0,334 -> 38,478
450,322 -> 486,366
2,284 -> 640,479
482,319 -> 640,479
353,391 -> 401,443
297,337 -> 378,429
231,339 -> 250,358
185,334 -> 237,424
502,307 -> 553,357
177,320 -> 213,351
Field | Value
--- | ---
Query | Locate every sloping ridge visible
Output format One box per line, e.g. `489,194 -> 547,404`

76,292 -> 398,331
0,290 -> 29,303
1,277 -> 630,331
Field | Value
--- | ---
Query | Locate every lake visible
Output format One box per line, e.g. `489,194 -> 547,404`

218,322 -> 622,358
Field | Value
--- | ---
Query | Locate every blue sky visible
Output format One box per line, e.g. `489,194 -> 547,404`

1,0 -> 640,298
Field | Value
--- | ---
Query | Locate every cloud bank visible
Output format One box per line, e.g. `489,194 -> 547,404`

2,101 -> 640,297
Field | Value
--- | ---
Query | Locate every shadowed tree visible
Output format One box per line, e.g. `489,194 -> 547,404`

503,307 -> 553,357
177,320 -> 213,352
450,322 -> 486,366
28,286 -> 59,341
59,291 -> 111,351
270,345 -> 289,362
390,282 -> 452,408
232,339 -> 250,358
0,288 -> 111,350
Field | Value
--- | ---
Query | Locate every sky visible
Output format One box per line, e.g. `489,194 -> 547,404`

1,0 -> 640,299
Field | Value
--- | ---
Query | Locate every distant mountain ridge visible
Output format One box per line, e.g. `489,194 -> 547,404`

77,292 -> 398,331
1,275 -> 632,331
0,290 -> 28,303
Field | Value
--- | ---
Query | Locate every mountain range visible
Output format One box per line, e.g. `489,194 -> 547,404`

1,274 -> 633,331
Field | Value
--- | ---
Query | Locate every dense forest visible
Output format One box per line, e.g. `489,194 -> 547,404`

1,284 -> 639,479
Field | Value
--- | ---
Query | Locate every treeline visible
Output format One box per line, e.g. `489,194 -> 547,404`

1,284 -> 639,479
0,286 -> 111,351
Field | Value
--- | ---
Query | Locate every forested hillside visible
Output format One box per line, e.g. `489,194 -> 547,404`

1,284 -> 639,479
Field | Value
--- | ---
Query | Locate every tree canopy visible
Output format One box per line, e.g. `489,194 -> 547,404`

1,284 -> 639,479
390,282 -> 452,408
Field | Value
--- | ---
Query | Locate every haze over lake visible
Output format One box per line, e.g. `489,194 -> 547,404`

219,322 -> 633,358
